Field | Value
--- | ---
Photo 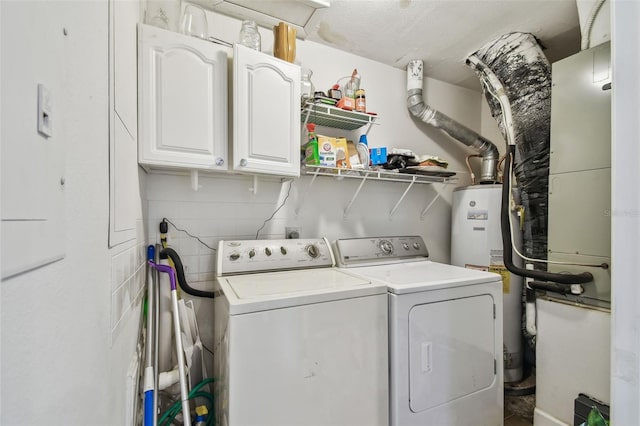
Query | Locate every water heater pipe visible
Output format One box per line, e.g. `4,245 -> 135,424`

407,59 -> 499,183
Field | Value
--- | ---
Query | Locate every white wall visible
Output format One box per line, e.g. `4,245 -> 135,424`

610,0 -> 640,424
1,1 -> 145,424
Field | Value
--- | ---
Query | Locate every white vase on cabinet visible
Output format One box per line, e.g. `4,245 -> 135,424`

138,23 -> 228,171
233,44 -> 301,177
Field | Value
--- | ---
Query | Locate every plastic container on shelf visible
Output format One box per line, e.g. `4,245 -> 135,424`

357,143 -> 370,169
301,68 -> 315,101
147,0 -> 181,31
357,134 -> 370,168
239,20 -> 261,51
273,22 -> 296,62
355,89 -> 366,112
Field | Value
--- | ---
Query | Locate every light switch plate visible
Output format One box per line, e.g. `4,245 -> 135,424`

37,83 -> 53,137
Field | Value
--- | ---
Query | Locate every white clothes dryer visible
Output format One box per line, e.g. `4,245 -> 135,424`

335,236 -> 504,426
214,238 -> 389,426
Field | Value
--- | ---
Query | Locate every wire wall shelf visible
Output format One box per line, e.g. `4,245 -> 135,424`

302,165 -> 457,184
298,101 -> 456,219
301,102 -> 378,131
297,166 -> 457,219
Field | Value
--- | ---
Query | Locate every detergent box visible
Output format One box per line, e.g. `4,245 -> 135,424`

318,136 -> 351,168
369,147 -> 387,165
334,137 -> 350,168
318,135 -> 337,167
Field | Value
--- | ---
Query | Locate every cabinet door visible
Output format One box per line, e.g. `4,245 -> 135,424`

138,24 -> 228,170
233,44 -> 300,176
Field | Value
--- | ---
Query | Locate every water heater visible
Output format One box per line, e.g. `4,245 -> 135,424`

451,184 -> 523,383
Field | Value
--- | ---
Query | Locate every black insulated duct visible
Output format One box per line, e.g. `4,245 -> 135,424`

467,32 -> 551,263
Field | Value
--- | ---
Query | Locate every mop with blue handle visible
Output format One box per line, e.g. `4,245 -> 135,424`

144,245 -> 156,426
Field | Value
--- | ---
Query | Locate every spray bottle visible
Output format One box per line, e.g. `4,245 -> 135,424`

304,123 -> 319,165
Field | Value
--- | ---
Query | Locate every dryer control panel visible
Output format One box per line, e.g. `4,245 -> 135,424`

217,238 -> 334,275
335,236 -> 429,267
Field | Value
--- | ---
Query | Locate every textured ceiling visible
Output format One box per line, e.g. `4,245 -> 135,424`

303,0 -> 582,90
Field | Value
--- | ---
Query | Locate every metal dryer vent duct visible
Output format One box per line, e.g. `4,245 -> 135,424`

466,32 -> 552,262
406,60 -> 499,183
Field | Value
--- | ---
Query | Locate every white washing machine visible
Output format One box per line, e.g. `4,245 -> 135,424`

213,238 -> 389,426
335,236 -> 504,426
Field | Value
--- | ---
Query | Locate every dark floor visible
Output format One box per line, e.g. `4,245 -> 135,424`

505,411 -> 533,426
504,372 -> 536,426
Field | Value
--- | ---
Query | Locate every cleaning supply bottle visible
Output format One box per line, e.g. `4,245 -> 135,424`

357,134 -> 370,169
194,405 -> 208,426
304,123 -> 319,165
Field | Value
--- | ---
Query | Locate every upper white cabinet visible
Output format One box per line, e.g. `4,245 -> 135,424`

233,44 -> 301,177
138,24 -> 228,171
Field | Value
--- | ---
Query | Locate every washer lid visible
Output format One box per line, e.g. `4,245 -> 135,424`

346,260 -> 502,294
218,268 -> 386,314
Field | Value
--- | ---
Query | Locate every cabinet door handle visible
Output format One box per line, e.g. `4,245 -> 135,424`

240,158 -> 248,167
215,157 -> 225,166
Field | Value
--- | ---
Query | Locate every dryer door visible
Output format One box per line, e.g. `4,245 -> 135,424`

408,294 -> 496,413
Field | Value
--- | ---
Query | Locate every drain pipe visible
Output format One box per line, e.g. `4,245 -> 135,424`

407,59 -> 499,183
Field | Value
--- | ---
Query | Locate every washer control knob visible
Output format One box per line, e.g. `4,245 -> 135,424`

413,242 -> 421,250
280,246 -> 287,255
248,249 -> 256,259
402,242 -> 410,250
306,244 -> 320,258
230,252 -> 240,261
264,247 -> 272,256
379,239 -> 394,255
